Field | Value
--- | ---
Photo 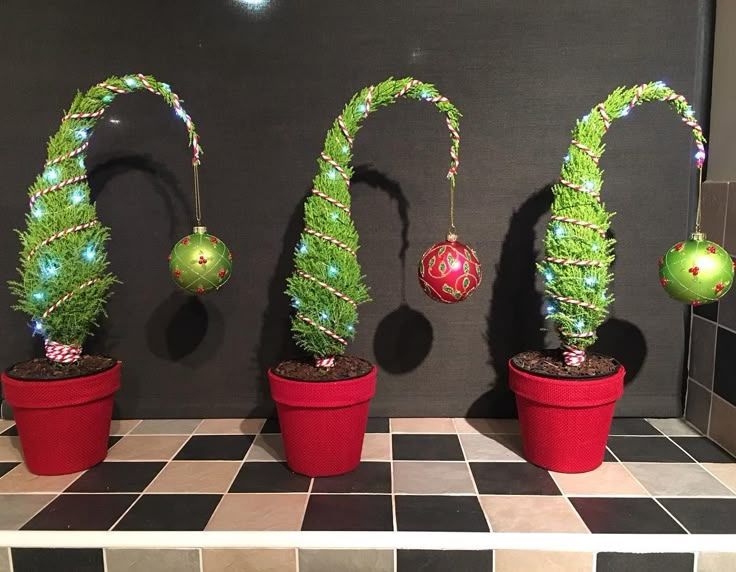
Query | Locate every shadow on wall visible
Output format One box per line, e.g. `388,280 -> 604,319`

351,165 -> 433,375
469,186 -> 648,418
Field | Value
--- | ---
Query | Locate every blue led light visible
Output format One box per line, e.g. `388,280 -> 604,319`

328,265 -> 338,276
357,104 -> 366,113
75,129 -> 88,140
546,304 -> 556,315
44,168 -> 59,182
554,225 -> 566,238
582,114 -> 590,122
161,83 -> 171,92
33,292 -> 45,301
331,212 -> 339,221
102,95 -> 114,103
584,276 -> 598,287
70,189 -> 84,205
40,260 -> 59,279
78,157 -> 85,169
544,270 -> 554,282
32,320 -> 45,335
346,324 -> 354,333
620,107 -> 630,117
292,298 -> 301,308
298,242 -> 308,254
695,151 -> 706,162
320,311 -> 329,321
83,245 -> 96,262
342,146 -> 349,153
564,154 -> 571,162
124,77 -> 137,87
32,207 -> 43,219
601,292 -> 607,301
685,107 -> 694,118
175,107 -> 187,119
328,170 -> 337,180
654,81 -> 667,89
576,320 -> 585,331
584,180 -> 595,191
591,243 -> 600,252
421,91 -> 429,99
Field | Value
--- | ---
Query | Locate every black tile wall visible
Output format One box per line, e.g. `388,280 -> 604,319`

689,317 -> 716,388
714,326 -> 736,406
700,182 -> 728,246
685,379 -> 712,433
694,300 -> 719,321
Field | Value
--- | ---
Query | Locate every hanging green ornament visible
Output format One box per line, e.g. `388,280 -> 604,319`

169,226 -> 232,294
659,232 -> 733,305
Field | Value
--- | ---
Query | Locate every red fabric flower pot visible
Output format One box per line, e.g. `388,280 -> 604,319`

1,362 -> 121,475
268,365 -> 377,477
509,359 -> 625,473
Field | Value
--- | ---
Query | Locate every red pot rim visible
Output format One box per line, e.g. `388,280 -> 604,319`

2,361 -> 121,410
3,355 -> 120,382
268,365 -> 377,408
508,359 -> 624,408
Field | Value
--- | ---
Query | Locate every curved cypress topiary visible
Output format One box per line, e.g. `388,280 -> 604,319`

286,78 -> 461,365
9,74 -> 201,363
542,81 -> 706,366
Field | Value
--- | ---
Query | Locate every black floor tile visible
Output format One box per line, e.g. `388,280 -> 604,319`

66,462 -> 165,493
607,436 -> 693,462
672,437 -> 736,463
597,552 -> 694,572
396,495 -> 489,532
114,494 -> 221,531
301,494 -> 393,531
261,418 -> 281,433
107,435 -> 122,448
12,548 -> 104,572
174,435 -> 254,461
609,418 -> 661,436
22,494 -> 137,530
312,462 -> 391,493
659,498 -> 736,533
1,424 -> 18,436
397,550 -> 494,572
569,497 -> 685,534
366,417 -> 390,433
0,462 -> 18,478
229,461 -> 311,492
470,462 -> 561,495
392,434 -> 465,461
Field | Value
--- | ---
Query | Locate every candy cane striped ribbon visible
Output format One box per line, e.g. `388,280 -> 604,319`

97,82 -> 129,94
446,117 -> 460,177
549,293 -> 600,310
571,139 -> 600,164
296,269 -> 357,307
45,141 -> 89,167
561,330 -> 596,339
63,108 -> 106,122
44,340 -> 83,364
296,313 -> 347,346
628,83 -> 645,111
30,175 -> 87,207
311,189 -> 351,214
550,215 -> 606,238
562,344 -> 586,367
337,115 -> 353,148
559,178 -> 601,201
597,103 -> 611,131
27,220 -> 99,260
545,256 -> 602,267
42,278 -> 101,319
364,85 -> 374,117
396,79 -> 421,97
320,152 -> 351,183
136,73 -> 159,95
427,95 -> 450,103
304,228 -> 356,256
316,356 -> 335,368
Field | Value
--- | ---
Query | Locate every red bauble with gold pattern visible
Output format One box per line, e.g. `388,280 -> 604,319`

418,238 -> 482,303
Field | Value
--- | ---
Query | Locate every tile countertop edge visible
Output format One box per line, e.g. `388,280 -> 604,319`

0,531 -> 735,553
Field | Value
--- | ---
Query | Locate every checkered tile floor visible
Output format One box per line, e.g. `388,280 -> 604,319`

0,417 -> 735,534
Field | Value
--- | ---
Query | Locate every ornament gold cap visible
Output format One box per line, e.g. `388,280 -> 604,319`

193,225 -> 207,235
691,231 -> 706,241
447,232 -> 458,242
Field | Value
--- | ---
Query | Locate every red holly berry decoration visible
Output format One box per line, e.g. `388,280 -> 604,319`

196,287 -> 205,294
660,277 -> 668,287
210,236 -> 218,243
716,283 -> 725,293
707,245 -> 717,254
181,237 -> 190,245
174,269 -> 181,279
689,266 -> 700,276
674,243 -> 684,251
198,255 -> 207,265
218,269 -> 227,279
418,237 -> 482,303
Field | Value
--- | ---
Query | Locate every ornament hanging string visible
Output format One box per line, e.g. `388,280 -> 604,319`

448,178 -> 457,241
694,166 -> 703,236
193,163 -> 203,227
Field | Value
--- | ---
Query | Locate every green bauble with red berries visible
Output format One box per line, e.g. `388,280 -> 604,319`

169,227 -> 232,294
659,233 -> 734,305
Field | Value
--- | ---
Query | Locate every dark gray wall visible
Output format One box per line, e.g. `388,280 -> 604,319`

0,0 -> 713,418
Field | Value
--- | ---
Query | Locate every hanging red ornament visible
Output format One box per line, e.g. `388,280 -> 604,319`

418,236 -> 481,303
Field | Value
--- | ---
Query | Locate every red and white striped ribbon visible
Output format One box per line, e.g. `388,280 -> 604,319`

427,95 -> 450,103
44,339 -> 83,364
396,79 -> 421,97
45,142 -> 89,167
42,278 -> 101,319
27,220 -> 99,259
562,345 -> 586,367
297,313 -> 347,346
136,73 -> 159,95
304,228 -> 356,256
311,188 -> 351,214
549,293 -> 600,310
30,175 -> 88,207
63,108 -> 106,122
559,178 -> 601,202
364,85 -> 374,117
597,103 -> 611,131
316,356 -> 335,368
545,256 -> 602,267
337,115 -> 353,148
320,152 -> 351,183
297,269 -> 357,307
561,330 -> 596,339
571,139 -> 600,164
97,81 -> 129,94
550,215 -> 606,238
446,117 -> 460,177
627,83 -> 645,111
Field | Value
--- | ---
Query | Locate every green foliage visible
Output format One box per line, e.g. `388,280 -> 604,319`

543,82 -> 706,351
9,74 -> 201,350
286,78 -> 461,358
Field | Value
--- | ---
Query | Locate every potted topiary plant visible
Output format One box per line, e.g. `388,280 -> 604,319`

1,74 -> 217,475
509,81 -> 731,473
269,77 -> 478,477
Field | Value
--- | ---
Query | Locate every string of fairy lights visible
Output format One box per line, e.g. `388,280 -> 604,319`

543,81 -> 706,366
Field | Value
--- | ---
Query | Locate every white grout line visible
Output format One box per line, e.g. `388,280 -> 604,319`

389,431 -> 397,533
198,547 -> 203,572
1,530 -> 735,552
454,433 -> 492,533
651,496 -> 691,534
102,546 -> 108,572
7,547 -> 13,572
